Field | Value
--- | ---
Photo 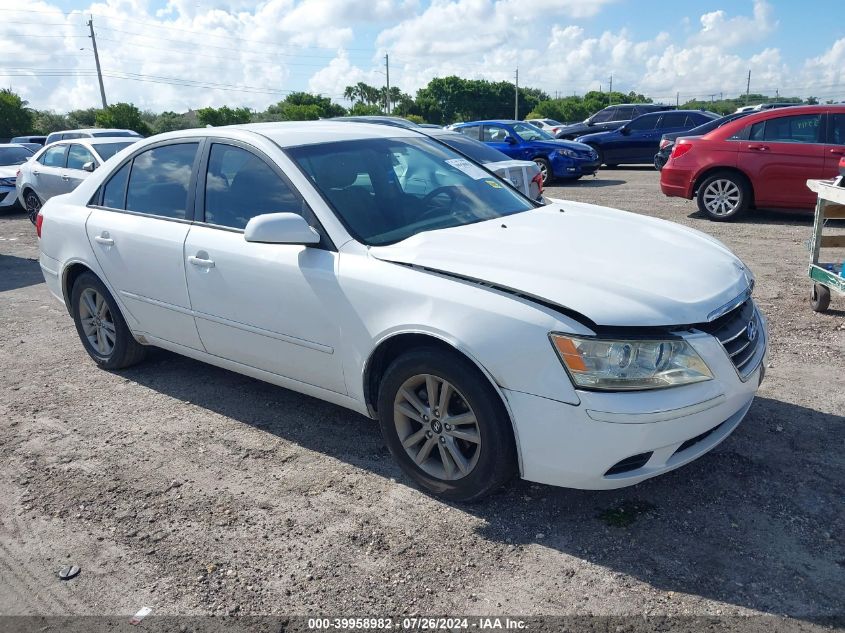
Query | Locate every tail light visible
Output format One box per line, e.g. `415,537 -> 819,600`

35,212 -> 43,238
670,142 -> 694,160
531,171 -> 544,197
551,127 -> 561,135
659,139 -> 672,150
839,155 -> 845,169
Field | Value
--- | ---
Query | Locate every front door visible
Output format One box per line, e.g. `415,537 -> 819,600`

739,112 -> 826,208
86,141 -> 205,349
183,141 -> 346,394
61,143 -> 97,194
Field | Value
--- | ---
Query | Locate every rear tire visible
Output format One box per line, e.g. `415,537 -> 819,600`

70,272 -> 147,369
696,171 -> 751,221
377,347 -> 517,502
23,190 -> 41,225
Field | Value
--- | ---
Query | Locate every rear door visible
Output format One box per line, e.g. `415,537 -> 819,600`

86,140 -> 205,349
824,112 -> 845,175
738,112 -> 825,208
33,144 -> 68,201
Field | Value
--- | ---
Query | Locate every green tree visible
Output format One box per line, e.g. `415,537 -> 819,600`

31,110 -> 70,135
67,107 -> 100,128
149,111 -> 197,134
196,105 -> 252,127
254,92 -> 347,122
0,89 -> 34,138
95,103 -> 151,135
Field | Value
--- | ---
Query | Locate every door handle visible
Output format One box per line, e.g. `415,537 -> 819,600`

830,148 -> 845,155
94,234 -> 114,246
188,255 -> 215,268
61,174 -> 70,181
747,144 -> 769,151
32,169 -> 39,176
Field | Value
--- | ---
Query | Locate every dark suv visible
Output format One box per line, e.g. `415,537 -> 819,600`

555,103 -> 674,140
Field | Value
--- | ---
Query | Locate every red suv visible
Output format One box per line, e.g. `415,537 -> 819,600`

660,105 -> 845,220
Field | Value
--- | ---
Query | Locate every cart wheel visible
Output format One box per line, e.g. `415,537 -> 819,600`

811,283 -> 831,313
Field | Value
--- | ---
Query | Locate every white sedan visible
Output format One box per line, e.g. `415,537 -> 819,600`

36,122 -> 767,501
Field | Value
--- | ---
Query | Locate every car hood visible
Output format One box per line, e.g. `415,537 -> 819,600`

528,139 -> 591,152
556,121 -> 591,135
369,200 -> 750,327
0,165 -> 20,179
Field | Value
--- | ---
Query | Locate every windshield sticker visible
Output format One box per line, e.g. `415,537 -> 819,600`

484,180 -> 503,189
445,158 -> 490,180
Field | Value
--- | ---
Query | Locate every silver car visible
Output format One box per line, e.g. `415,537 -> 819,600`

17,137 -> 139,223
0,144 -> 35,213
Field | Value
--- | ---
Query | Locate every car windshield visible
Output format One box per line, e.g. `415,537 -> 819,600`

512,122 -> 554,141
94,141 -> 135,161
432,133 -> 510,164
0,146 -> 33,166
288,136 -> 535,246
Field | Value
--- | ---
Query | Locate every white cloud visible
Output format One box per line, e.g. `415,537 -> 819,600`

693,0 -> 777,48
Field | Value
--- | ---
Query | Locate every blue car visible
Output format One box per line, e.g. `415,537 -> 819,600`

575,110 -> 719,167
452,120 -> 600,184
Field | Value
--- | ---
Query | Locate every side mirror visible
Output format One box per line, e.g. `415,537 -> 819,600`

244,213 -> 320,245
83,161 -> 96,172
505,135 -> 518,145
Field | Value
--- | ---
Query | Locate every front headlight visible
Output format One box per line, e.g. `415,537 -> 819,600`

556,149 -> 578,159
0,177 -> 15,187
550,334 -> 713,391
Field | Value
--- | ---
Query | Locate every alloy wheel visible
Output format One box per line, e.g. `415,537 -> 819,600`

701,179 -> 741,216
533,160 -> 549,185
393,373 -> 481,481
78,288 -> 116,356
24,191 -> 41,224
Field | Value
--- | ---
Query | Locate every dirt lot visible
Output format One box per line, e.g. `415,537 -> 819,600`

0,168 -> 843,626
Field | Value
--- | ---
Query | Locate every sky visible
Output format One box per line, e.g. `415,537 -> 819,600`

1,0 -> 843,114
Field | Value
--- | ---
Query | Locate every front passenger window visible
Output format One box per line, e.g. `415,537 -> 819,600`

125,143 -> 198,220
204,144 -> 302,230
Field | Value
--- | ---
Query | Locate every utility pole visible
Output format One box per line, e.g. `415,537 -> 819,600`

608,74 -> 613,105
384,54 -> 390,114
87,15 -> 107,109
744,69 -> 751,106
514,68 -> 518,120
676,92 -> 679,107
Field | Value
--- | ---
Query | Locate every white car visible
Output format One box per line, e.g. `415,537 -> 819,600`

36,122 -> 767,501
17,137 -> 139,223
527,118 -> 564,136
0,144 -> 35,212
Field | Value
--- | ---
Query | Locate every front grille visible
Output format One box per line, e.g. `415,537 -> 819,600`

605,452 -> 653,476
697,299 -> 761,377
673,421 -> 725,456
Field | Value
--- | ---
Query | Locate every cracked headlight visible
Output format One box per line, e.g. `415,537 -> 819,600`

550,334 -> 713,391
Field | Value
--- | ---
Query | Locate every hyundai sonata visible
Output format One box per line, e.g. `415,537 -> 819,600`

36,122 -> 767,501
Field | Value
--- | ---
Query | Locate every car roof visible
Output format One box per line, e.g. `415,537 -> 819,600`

0,143 -> 31,149
151,121 -> 425,148
47,136 -> 140,147
698,104 -> 845,139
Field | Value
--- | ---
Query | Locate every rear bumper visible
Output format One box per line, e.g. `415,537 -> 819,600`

505,321 -> 767,490
659,165 -> 695,199
39,253 -> 64,304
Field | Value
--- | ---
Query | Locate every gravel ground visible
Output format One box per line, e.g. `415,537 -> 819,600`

0,168 -> 843,627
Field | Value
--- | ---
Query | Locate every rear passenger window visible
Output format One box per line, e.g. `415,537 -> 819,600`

40,145 -> 67,167
749,114 -> 822,143
457,125 -> 481,140
829,114 -> 845,145
204,144 -> 302,230
125,143 -> 198,219
658,113 -> 689,128
102,162 -> 130,209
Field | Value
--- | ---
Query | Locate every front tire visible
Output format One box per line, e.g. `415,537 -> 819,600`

533,157 -> 552,186
696,171 -> 751,221
377,347 -> 517,502
71,272 -> 147,369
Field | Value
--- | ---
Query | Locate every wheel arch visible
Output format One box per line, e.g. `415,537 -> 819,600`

60,261 -> 136,332
693,166 -> 755,207
362,331 -> 524,475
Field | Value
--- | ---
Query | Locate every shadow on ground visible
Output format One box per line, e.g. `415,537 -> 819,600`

0,254 -> 43,293
120,349 -> 845,619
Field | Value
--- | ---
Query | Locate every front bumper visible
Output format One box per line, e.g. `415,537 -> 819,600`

551,154 -> 600,179
505,312 -> 767,490
0,186 -> 19,208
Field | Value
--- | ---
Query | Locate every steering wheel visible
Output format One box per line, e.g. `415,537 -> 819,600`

419,185 -> 471,221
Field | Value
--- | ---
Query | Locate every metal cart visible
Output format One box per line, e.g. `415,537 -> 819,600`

807,178 -> 845,312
